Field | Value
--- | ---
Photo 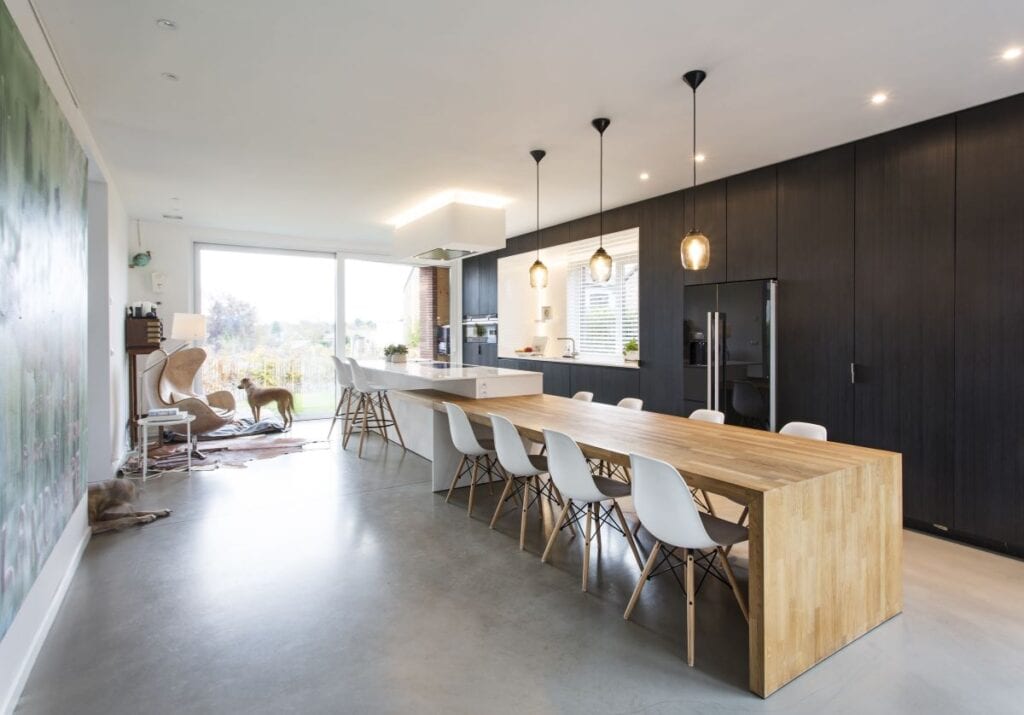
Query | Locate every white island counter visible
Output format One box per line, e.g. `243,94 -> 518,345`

354,360 -> 542,462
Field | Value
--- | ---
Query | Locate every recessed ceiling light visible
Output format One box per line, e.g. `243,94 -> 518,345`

639,172 -> 650,181
161,72 -> 179,81
387,190 -> 511,228
1003,46 -> 1022,60
156,18 -> 177,30
871,92 -> 888,105
694,153 -> 706,163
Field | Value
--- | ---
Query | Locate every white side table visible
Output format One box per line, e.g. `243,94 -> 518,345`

137,414 -> 196,482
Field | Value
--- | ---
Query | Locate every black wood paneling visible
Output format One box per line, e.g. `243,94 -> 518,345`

777,147 -> 855,443
570,365 -> 640,405
954,95 -> 1024,550
684,180 -> 728,285
727,166 -> 777,281
854,117 -> 956,527
541,362 -> 572,397
478,252 -> 498,316
462,256 -> 479,317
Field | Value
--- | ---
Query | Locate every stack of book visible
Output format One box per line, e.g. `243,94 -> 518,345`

146,408 -> 184,422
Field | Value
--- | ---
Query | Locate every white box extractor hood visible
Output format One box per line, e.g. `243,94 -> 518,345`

393,202 -> 506,263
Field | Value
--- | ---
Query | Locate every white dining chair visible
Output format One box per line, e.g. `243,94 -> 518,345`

624,452 -> 749,667
592,397 -> 644,481
443,402 -> 501,517
689,408 -> 725,424
572,391 -> 594,402
617,397 -> 643,410
780,421 -> 828,441
343,358 -> 406,458
328,356 -> 355,440
541,429 -> 644,590
488,413 -> 562,551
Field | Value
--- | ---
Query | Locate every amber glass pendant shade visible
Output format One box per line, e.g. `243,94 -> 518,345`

529,258 -> 548,288
589,246 -> 613,282
680,230 -> 710,270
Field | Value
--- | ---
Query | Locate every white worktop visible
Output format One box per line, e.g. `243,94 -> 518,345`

358,359 -> 542,399
358,359 -> 538,381
499,354 -> 640,369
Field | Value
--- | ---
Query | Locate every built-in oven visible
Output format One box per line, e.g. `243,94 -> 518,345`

437,325 -> 451,355
463,315 -> 498,343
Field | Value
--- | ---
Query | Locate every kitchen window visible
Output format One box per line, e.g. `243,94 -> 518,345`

566,229 -> 639,359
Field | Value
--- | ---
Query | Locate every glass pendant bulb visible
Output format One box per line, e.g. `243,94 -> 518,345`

529,258 -> 548,288
680,230 -> 710,270
589,246 -> 613,282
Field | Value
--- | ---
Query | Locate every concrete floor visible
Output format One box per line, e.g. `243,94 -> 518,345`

16,420 -> 1024,714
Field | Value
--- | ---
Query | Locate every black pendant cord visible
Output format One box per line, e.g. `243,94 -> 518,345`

691,82 -> 697,231
536,158 -> 541,258
599,127 -> 604,248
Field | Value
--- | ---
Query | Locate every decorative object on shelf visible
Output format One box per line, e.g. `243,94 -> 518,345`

623,337 -> 640,362
130,220 -> 151,268
680,69 -> 711,271
589,117 -> 613,282
529,149 -> 549,288
384,343 -> 409,363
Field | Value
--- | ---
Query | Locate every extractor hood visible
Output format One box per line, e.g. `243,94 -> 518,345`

393,202 -> 506,263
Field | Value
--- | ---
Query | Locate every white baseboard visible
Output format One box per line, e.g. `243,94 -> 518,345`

0,499 -> 90,715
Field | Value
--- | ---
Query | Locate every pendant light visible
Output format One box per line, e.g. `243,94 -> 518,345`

680,69 -> 710,271
589,117 -> 613,283
528,149 -> 549,288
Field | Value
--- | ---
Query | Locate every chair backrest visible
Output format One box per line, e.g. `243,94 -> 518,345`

780,421 -> 828,441
141,349 -> 170,411
617,397 -> 643,410
731,381 -> 767,420
331,356 -> 353,389
444,402 -> 488,456
629,453 -> 717,550
489,413 -> 542,476
689,408 -> 725,424
543,429 -> 606,502
345,357 -> 372,392
159,347 -> 207,404
572,391 -> 594,402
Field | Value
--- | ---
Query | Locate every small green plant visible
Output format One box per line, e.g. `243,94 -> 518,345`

623,338 -> 639,355
474,323 -> 487,337
383,344 -> 409,357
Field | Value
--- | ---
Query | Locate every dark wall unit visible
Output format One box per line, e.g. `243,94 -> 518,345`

462,254 -> 480,317
727,166 -> 778,282
854,117 -> 956,528
776,146 -> 855,443
684,180 -> 728,285
954,94 -> 1024,552
570,365 -> 640,406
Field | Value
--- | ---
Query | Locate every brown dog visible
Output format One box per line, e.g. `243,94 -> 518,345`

237,377 -> 295,429
88,479 -> 171,534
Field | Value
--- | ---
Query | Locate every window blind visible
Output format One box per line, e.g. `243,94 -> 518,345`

566,231 -> 640,358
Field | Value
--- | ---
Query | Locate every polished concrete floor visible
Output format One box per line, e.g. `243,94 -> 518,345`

17,421 -> 1024,714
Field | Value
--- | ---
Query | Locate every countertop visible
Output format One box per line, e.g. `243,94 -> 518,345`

357,359 -> 539,381
499,354 -> 640,369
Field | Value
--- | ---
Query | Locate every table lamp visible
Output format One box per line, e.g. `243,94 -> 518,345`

171,313 -> 207,343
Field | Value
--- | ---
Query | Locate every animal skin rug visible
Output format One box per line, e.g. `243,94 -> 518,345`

146,434 -> 326,470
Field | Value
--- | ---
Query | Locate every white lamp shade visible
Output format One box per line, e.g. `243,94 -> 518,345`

170,313 -> 207,341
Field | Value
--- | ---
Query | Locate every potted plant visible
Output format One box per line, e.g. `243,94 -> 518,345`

623,338 -> 639,362
384,344 -> 408,364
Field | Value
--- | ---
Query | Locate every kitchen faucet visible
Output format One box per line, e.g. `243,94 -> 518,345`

557,337 -> 578,358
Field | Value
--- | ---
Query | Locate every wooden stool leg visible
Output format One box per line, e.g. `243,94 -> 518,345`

582,503 -> 594,592
382,393 -> 406,450
542,500 -> 572,563
467,458 -> 479,517
490,476 -> 516,529
685,549 -> 695,667
445,455 -> 467,503
717,547 -> 749,622
357,394 -> 370,458
328,391 -> 345,439
519,476 -> 531,550
613,501 -> 644,569
624,541 -> 661,620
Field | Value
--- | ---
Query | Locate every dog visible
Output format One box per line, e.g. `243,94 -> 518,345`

237,377 -> 295,429
88,479 -> 171,534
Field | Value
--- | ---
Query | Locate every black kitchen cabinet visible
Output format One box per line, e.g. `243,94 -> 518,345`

954,95 -> 1024,552
683,180 -> 728,286
727,166 -> 777,282
854,117 -> 956,528
570,365 -> 640,405
478,251 -> 498,316
465,342 -> 496,367
541,362 -> 572,397
777,147 -> 855,443
461,256 -> 480,317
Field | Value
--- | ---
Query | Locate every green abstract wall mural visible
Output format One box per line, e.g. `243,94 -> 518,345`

0,2 -> 88,639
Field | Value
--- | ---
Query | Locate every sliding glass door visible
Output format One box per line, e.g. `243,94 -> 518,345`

196,245 -> 337,420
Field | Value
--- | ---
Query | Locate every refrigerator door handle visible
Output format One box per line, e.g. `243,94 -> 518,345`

769,280 -> 777,432
713,311 -> 721,412
706,311 -> 713,409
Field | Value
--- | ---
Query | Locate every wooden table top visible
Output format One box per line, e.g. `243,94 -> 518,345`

398,390 -> 899,504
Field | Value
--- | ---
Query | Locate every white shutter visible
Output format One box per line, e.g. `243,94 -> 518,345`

566,229 -> 640,359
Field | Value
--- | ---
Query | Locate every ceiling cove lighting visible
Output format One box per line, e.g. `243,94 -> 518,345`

528,149 -> 549,288
387,190 -> 511,228
871,92 -> 888,105
1003,46 -> 1022,60
680,69 -> 710,271
589,117 -> 613,283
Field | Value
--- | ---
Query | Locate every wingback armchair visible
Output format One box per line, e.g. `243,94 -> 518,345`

142,348 -> 236,435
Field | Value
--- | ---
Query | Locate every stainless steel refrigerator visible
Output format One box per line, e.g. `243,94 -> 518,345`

683,279 -> 777,431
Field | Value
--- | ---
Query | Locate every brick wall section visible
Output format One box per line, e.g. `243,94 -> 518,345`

419,267 -> 436,360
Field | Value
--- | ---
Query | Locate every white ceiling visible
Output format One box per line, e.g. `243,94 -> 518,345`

36,0 -> 1024,249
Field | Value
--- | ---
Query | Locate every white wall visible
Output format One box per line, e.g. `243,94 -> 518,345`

497,247 -> 569,358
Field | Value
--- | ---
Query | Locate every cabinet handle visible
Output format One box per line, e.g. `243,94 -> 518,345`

850,363 -> 857,384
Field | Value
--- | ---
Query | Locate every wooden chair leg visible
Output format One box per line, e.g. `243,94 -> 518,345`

685,549 -> 695,667
327,390 -> 345,439
341,389 -> 357,448
582,503 -> 594,592
357,394 -> 370,458
541,499 -> 572,563
613,501 -> 644,569
382,393 -> 406,450
490,475 -> 516,529
467,458 -> 479,517
519,476 -> 531,550
624,540 -> 662,619
717,546 -> 749,622
445,455 -> 467,504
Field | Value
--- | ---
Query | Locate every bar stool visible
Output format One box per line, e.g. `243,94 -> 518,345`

443,402 -> 501,517
488,413 -> 563,551
624,452 -> 749,667
328,356 -> 356,440
343,357 -> 406,458
542,429 -> 644,590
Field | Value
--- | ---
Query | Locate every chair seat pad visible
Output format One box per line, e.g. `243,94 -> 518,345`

593,476 -> 631,499
700,513 -> 749,547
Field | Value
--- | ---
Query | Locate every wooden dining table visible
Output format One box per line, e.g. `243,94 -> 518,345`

398,390 -> 903,698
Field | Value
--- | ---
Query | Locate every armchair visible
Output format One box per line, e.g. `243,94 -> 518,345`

142,348 -> 237,436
